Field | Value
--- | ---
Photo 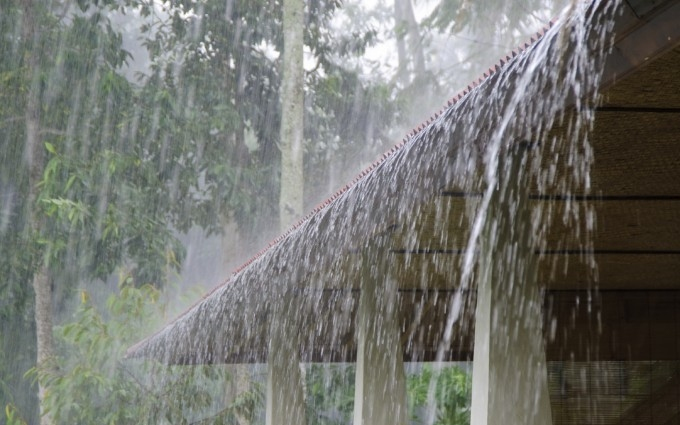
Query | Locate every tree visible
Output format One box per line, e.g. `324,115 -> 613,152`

0,0 -> 401,420
422,0 -> 560,91
27,279 -> 262,425
20,1 -> 56,422
279,0 -> 305,231
424,0 -> 554,38
134,0 -> 388,247
394,0 -> 426,87
2,0 -> 393,414
1,1 -> 189,420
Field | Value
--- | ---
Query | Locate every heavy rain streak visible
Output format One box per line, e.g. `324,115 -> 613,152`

4,0 -> 674,424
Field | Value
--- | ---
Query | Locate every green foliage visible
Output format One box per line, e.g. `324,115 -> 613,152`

305,364 -> 355,425
424,0 -> 551,37
0,0 -> 412,420
4,404 -> 28,425
24,281 -> 261,425
0,0 -> 400,310
37,141 -> 186,285
407,365 -> 472,425
302,363 -> 472,425
0,0 -> 185,318
136,0 -> 398,239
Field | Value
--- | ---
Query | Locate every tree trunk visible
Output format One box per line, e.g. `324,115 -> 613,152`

31,267 -> 54,425
279,0 -> 305,231
394,0 -> 408,85
394,0 -> 425,85
268,2 -> 307,424
22,1 -> 55,424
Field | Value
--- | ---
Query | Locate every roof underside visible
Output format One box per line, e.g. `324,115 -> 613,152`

127,0 -> 680,370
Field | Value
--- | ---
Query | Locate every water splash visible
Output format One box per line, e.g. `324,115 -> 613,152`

127,0 -> 624,422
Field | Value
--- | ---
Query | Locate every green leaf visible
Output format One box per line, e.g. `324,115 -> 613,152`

65,174 -> 77,192
45,142 -> 57,154
42,157 -> 61,182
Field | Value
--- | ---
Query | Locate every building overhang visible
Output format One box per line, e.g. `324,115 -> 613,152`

126,0 -> 680,366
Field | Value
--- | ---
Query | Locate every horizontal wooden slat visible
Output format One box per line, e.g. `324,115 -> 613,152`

393,197 -> 680,251
389,252 -> 680,290
440,43 -> 680,198
523,109 -> 680,197
543,253 -> 680,290
585,111 -> 680,196
545,291 -> 680,362
545,199 -> 680,251
440,108 -> 680,198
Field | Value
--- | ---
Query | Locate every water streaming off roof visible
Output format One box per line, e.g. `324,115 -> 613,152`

3,0 -> 680,423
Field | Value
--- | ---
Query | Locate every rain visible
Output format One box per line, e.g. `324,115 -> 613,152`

2,0 -> 680,424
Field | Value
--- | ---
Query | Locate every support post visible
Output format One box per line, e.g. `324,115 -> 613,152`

470,146 -> 552,425
353,238 -> 408,425
266,294 -> 306,425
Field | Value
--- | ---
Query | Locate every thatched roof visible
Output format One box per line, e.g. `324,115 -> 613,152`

127,0 -> 680,366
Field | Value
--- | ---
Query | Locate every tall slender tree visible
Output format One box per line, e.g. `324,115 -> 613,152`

20,1 -> 54,423
279,0 -> 305,231
394,0 -> 426,87
269,1 -> 307,424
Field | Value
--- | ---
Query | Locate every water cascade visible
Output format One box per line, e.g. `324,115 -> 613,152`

127,0 -> 680,423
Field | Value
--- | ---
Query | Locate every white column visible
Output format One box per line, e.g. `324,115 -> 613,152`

266,295 -> 306,425
353,240 -> 408,425
470,147 -> 552,425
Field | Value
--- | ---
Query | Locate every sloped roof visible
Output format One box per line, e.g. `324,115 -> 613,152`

127,0 -> 680,365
